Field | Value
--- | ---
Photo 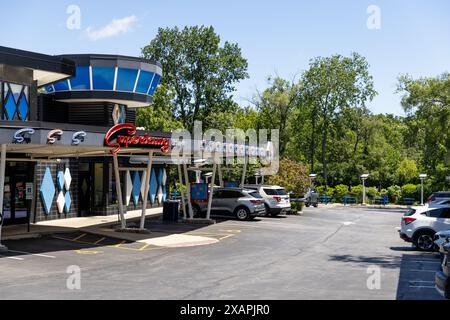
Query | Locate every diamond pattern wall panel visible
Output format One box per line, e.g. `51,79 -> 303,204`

40,167 -> 55,215
56,191 -> 65,214
140,171 -> 147,199
125,171 -> 132,206
56,171 -> 65,191
149,168 -> 157,204
64,168 -> 72,190
131,171 -> 141,206
64,192 -> 72,213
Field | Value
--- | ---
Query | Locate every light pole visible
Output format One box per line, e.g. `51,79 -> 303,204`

360,174 -> 369,205
309,174 -> 317,189
419,174 -> 427,205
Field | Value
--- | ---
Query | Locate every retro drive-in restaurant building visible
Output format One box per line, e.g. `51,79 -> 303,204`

0,46 -> 171,229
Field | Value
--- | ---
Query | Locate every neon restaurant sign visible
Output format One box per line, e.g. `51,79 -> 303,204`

104,123 -> 171,155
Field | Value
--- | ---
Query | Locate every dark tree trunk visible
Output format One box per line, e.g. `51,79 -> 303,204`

322,122 -> 328,189
310,116 -> 316,173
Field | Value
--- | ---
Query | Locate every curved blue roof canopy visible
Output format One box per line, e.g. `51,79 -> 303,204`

43,54 -> 162,108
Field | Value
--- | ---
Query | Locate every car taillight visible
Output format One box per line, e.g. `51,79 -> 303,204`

403,217 -> 416,225
250,200 -> 262,204
274,196 -> 281,203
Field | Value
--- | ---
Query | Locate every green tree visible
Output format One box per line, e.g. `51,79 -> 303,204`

266,158 -> 309,196
299,53 -> 377,187
398,73 -> 450,180
142,25 -> 248,130
396,158 -> 419,185
136,83 -> 183,131
252,77 -> 299,156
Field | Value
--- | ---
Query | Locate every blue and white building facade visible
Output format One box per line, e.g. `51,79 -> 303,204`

0,46 -> 170,226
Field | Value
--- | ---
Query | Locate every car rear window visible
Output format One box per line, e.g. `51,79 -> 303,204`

435,192 -> 450,198
249,191 -> 263,199
422,208 -> 444,218
263,189 -> 278,195
276,189 -> 287,196
404,208 -> 416,216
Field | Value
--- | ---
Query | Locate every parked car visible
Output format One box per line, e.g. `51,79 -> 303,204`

428,191 -> 450,204
244,185 -> 291,216
435,230 -> 450,261
189,187 -> 266,221
428,199 -> 450,207
435,242 -> 450,299
399,205 -> 450,251
304,188 -> 319,208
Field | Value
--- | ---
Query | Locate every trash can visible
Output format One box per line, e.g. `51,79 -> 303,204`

163,200 -> 180,222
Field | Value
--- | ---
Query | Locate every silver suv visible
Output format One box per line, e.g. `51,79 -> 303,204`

190,187 -> 266,221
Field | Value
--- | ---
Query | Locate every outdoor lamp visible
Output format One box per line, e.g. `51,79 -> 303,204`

309,174 -> 317,189
360,174 -> 369,205
419,174 -> 427,205
204,172 -> 213,184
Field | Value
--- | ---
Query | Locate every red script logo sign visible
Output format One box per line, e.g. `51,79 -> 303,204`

104,123 -> 171,155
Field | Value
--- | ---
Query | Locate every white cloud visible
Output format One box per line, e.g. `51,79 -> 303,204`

86,15 -> 138,41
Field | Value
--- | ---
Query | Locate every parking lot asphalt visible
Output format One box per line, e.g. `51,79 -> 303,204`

0,206 -> 444,300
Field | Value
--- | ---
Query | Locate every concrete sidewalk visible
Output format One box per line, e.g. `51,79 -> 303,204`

2,208 -> 163,241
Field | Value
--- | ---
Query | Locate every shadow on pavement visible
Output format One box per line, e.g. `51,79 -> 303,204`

329,254 -> 402,269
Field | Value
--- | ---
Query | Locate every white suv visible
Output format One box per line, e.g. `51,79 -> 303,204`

399,206 -> 450,251
244,185 -> 291,216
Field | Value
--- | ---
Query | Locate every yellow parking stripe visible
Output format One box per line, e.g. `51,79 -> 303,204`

71,233 -> 86,241
94,237 -> 106,245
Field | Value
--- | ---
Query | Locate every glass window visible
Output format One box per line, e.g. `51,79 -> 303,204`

147,74 -> 161,96
17,97 -> 29,121
116,68 -> 139,92
135,71 -> 154,94
276,188 -> 287,195
2,82 -> 29,121
423,209 -> 443,218
94,163 -> 104,207
92,67 -> 115,90
70,66 -> 91,90
249,191 -> 263,199
263,189 -> 278,196
53,80 -> 69,91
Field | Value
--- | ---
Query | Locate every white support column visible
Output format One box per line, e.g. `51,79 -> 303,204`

240,156 -> 247,188
113,153 -> 126,229
140,151 -> 153,230
183,163 -> 194,219
0,145 -> 8,252
218,164 -> 223,187
206,164 -> 217,220
177,164 -> 187,220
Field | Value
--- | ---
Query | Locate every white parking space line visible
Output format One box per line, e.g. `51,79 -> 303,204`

409,269 -> 438,273
7,250 -> 56,259
409,285 -> 436,289
0,255 -> 25,261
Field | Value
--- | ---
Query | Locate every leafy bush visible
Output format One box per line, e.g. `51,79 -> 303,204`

366,187 -> 380,199
316,186 -> 334,196
387,185 -> 402,203
401,184 -> 419,199
334,184 -> 349,200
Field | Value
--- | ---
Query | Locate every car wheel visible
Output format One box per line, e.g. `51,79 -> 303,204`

235,207 -> 250,221
305,203 -> 311,208
313,203 -> 318,208
413,230 -> 436,251
264,204 -> 271,216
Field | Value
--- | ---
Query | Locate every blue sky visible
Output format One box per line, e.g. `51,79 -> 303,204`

2,0 -> 450,115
